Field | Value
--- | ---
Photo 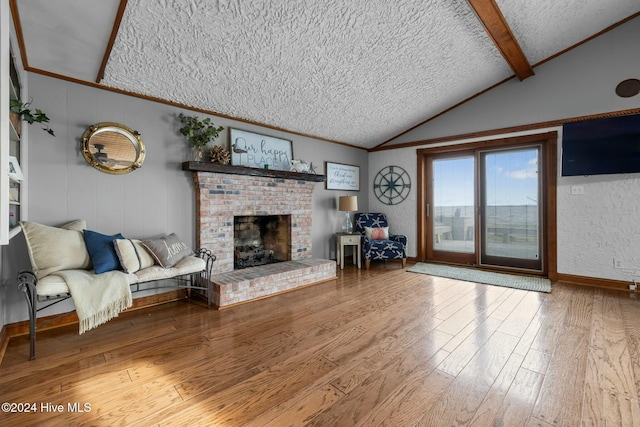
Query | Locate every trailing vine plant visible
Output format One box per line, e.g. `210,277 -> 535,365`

10,99 -> 55,136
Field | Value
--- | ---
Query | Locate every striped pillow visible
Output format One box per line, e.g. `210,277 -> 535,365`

113,239 -> 156,273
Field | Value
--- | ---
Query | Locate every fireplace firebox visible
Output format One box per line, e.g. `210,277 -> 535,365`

234,215 -> 291,269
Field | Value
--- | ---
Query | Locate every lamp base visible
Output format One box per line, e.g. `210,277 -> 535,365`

342,212 -> 353,233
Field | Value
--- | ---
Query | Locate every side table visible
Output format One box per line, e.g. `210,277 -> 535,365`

336,232 -> 361,270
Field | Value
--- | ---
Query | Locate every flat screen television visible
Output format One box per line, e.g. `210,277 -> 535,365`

562,113 -> 640,176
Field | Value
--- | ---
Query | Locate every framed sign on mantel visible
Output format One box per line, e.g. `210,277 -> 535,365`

230,128 -> 293,171
325,161 -> 360,191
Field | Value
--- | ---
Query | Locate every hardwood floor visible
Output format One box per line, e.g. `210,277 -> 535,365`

2,263 -> 640,426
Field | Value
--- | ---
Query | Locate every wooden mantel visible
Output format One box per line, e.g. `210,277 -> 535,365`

182,161 -> 326,182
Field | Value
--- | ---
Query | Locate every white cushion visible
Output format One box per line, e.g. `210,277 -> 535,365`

38,269 -> 136,296
36,274 -> 72,296
36,256 -> 206,297
21,220 -> 92,280
173,256 -> 206,275
134,256 -> 205,282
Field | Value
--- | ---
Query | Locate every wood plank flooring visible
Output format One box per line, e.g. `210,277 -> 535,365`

2,263 -> 640,426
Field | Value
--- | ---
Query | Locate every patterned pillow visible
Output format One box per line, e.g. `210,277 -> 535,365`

141,233 -> 194,268
364,226 -> 389,240
21,220 -> 92,279
113,239 -> 156,274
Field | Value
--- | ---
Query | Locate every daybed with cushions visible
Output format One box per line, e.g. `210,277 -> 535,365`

16,220 -> 216,360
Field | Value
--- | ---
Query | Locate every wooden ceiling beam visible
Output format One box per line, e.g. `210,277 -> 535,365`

96,0 -> 128,83
467,0 -> 534,81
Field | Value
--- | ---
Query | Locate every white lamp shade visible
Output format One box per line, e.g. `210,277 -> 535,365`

339,196 -> 358,212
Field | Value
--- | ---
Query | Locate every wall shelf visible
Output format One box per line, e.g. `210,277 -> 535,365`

182,161 -> 326,182
9,76 -> 18,100
8,225 -> 22,239
4,42 -> 24,243
9,122 -> 19,141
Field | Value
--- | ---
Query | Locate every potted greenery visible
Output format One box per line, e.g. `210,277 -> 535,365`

10,99 -> 55,136
178,113 -> 224,161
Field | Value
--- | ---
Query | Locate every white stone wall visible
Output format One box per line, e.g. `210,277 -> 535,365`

557,172 -> 640,282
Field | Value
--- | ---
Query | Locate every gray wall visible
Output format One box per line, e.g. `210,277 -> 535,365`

375,16 -> 640,282
1,73 -> 368,323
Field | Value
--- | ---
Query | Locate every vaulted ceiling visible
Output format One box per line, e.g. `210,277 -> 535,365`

11,0 -> 640,149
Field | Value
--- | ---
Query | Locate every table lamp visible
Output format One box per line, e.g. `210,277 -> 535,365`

338,195 -> 358,233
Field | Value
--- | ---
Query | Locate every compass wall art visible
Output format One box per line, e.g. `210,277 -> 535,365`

373,165 -> 411,205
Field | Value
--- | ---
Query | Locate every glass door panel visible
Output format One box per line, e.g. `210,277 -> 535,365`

431,155 -> 475,260
480,147 -> 542,270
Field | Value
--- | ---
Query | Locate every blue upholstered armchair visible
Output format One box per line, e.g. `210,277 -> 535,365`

354,213 -> 407,270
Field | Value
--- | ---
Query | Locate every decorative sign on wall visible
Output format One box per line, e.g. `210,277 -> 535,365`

230,128 -> 293,171
325,162 -> 360,191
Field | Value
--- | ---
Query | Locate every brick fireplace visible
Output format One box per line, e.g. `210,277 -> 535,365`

184,162 -> 336,307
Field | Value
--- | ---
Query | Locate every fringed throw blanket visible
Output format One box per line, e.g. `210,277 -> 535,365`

53,270 -> 132,334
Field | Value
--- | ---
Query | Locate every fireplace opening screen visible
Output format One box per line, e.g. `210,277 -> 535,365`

234,215 -> 291,269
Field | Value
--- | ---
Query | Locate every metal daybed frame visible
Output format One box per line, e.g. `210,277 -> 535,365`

16,249 -> 216,360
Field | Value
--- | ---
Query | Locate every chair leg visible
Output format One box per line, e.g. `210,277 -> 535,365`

365,259 -> 371,270
402,258 -> 407,268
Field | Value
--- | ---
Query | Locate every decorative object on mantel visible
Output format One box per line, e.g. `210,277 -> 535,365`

178,113 -> 224,162
290,159 -> 310,173
9,99 -> 55,136
230,128 -> 293,171
209,145 -> 231,164
338,195 -> 358,233
373,165 -> 411,205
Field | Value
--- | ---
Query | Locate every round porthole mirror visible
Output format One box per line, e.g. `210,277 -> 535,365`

81,122 -> 145,174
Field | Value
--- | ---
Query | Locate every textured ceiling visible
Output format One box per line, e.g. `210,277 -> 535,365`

101,0 -> 512,148
13,0 -> 640,149
496,0 -> 640,65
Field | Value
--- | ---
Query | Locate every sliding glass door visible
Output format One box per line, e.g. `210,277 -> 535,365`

424,144 -> 544,272
427,152 -> 476,265
480,147 -> 542,270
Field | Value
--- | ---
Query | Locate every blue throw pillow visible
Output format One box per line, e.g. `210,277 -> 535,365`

83,229 -> 125,274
